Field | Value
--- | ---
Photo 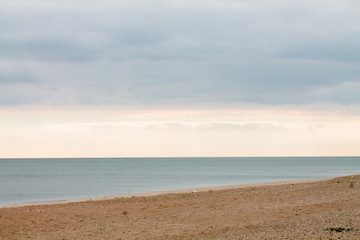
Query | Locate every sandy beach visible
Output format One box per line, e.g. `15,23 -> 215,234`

0,175 -> 359,239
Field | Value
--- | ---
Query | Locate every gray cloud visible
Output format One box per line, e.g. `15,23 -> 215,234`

0,0 -> 359,106
280,42 -> 360,62
0,72 -> 38,85
0,40 -> 101,62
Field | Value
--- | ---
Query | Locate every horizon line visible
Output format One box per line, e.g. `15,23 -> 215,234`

1,155 -> 359,160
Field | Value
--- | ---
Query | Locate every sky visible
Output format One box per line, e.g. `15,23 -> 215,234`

0,0 -> 359,158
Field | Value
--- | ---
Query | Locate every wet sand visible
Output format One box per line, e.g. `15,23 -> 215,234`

0,175 -> 359,239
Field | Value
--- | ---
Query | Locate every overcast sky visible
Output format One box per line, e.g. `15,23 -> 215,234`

0,0 -> 359,157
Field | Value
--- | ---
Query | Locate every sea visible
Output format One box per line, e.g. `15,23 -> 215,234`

0,157 -> 359,206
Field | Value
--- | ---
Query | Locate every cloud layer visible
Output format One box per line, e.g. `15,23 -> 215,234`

0,0 -> 359,106
1,107 -> 359,157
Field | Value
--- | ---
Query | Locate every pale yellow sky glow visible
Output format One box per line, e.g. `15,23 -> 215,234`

1,105 -> 359,158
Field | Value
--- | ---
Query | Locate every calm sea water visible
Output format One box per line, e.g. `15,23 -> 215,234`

0,157 -> 359,206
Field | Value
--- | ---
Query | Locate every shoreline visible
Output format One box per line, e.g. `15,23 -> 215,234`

1,177 -> 330,209
1,174 -> 358,239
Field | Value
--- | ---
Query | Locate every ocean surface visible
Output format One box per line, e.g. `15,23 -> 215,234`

0,157 -> 359,206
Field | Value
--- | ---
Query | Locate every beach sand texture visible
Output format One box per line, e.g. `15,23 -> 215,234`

0,175 -> 359,239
